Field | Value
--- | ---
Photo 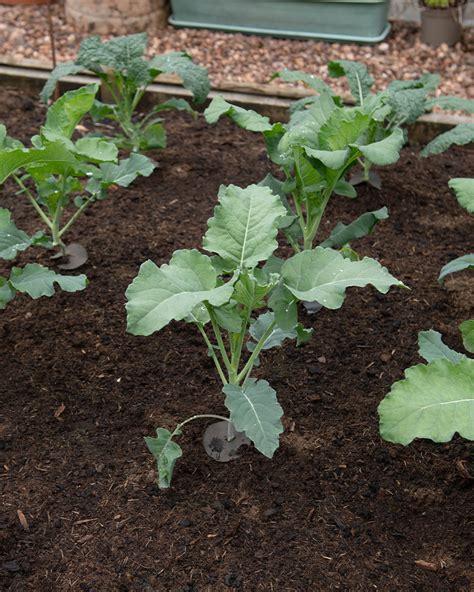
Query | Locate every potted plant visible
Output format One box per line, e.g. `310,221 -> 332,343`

420,0 -> 466,46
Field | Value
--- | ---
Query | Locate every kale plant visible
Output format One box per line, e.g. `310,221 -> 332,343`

41,33 -> 210,153
204,93 -> 403,253
126,183 -> 404,488
276,61 -> 474,187
0,84 -> 153,267
0,208 -> 87,309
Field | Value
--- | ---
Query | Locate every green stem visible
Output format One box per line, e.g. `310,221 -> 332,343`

13,175 -> 53,229
236,319 -> 276,385
230,305 -> 252,376
206,305 -> 233,375
58,196 -> 93,239
195,322 -> 228,385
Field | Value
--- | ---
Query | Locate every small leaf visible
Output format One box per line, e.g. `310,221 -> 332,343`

8,263 -> 87,298
282,247 -> 403,308
268,282 -> 297,332
0,276 -> 16,309
149,52 -> 210,103
74,137 -> 118,163
150,98 -> 194,115
378,358 -> 474,444
223,378 -> 284,457
296,324 -> 313,346
358,127 -> 405,166
247,311 -> 297,352
321,207 -> 388,249
213,305 -> 242,333
40,62 -> 86,103
425,96 -> 474,114
126,250 -> 235,336
141,122 -> 166,150
460,320 -> 474,354
275,69 -> 334,96
418,330 -> 466,364
0,208 -> 37,260
448,177 -> 474,214
145,427 -> 183,489
98,153 -> 155,187
43,84 -> 99,140
328,60 -> 374,104
203,184 -> 286,269
421,123 -> 474,157
204,97 -> 273,132
334,179 -> 357,198
438,254 -> 474,283
0,142 -> 80,183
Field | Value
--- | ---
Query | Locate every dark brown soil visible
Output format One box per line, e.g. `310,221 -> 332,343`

0,85 -> 473,592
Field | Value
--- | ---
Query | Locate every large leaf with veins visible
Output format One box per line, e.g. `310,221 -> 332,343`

281,247 -> 403,308
126,249 -> 235,335
223,378 -> 284,457
203,184 -> 286,269
378,358 -> 474,444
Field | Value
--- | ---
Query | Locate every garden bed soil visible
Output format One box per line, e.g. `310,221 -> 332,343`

0,85 -> 473,591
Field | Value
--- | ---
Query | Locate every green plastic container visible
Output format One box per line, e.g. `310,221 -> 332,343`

169,0 -> 390,43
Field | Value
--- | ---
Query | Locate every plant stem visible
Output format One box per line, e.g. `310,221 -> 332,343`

194,322 -> 228,385
168,413 -> 232,445
58,196 -> 93,238
236,319 -> 276,385
13,175 -> 53,229
206,306 -> 233,375
230,305 -> 252,376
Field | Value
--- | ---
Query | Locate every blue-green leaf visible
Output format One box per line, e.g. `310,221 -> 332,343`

418,330 -> 466,364
223,378 -> 284,457
145,427 -> 183,489
439,254 -> 474,283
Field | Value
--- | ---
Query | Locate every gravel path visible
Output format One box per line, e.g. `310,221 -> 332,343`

0,1 -> 473,99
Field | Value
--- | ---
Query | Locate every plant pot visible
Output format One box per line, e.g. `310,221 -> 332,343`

420,7 -> 462,46
169,0 -> 391,43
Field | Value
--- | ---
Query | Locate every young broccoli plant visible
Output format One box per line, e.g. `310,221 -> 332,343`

41,33 -> 210,153
378,324 -> 474,445
0,208 -> 87,309
422,123 -> 474,281
0,84 -> 154,268
277,61 -> 474,187
205,93 -> 403,254
126,184 -> 403,488
379,173 -> 473,445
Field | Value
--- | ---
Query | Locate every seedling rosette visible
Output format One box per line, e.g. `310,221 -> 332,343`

41,33 -> 210,154
0,85 -> 154,269
378,173 -> 473,446
0,208 -> 87,309
378,325 -> 474,445
126,183 -> 404,488
204,92 -> 403,254
274,61 -> 473,187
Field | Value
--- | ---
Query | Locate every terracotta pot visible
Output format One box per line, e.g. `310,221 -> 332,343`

420,7 -> 462,46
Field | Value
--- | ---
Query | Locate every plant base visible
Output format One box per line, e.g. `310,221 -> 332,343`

350,168 -> 382,189
51,243 -> 88,270
203,421 -> 250,462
